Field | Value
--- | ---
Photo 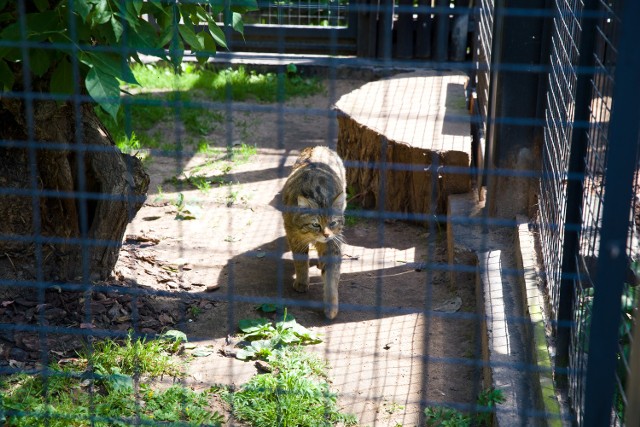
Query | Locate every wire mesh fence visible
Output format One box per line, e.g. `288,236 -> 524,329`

1,0 -> 640,425
244,0 -> 349,27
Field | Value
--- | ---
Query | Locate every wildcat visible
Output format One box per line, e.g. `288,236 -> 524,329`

282,146 -> 346,319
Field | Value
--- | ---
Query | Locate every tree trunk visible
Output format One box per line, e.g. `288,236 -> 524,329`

0,98 -> 149,282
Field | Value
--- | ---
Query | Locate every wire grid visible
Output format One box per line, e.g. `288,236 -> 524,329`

539,0 -> 582,323
0,2 -> 490,426
474,0 -> 493,140
570,1 -> 639,425
243,0 -> 349,26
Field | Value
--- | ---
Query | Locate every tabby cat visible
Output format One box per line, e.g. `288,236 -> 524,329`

282,146 -> 346,319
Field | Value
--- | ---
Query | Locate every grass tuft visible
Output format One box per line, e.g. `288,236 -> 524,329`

223,346 -> 357,427
0,332 -> 223,427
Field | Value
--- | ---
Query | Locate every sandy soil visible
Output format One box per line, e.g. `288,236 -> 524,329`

108,76 -> 483,426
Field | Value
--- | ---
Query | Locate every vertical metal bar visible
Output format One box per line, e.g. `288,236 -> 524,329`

555,0 -> 600,384
414,0 -> 432,58
396,0 -> 414,58
377,0 -> 393,59
583,0 -> 640,424
434,0 -> 449,62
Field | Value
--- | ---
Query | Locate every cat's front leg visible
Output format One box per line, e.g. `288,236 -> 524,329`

316,242 -> 341,319
290,241 -> 310,293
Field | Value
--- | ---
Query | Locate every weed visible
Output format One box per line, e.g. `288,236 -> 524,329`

475,387 -> 506,426
223,345 -> 356,427
173,193 -> 201,220
0,332 -> 223,426
189,305 -> 203,319
424,387 -> 505,427
424,407 -> 472,426
234,310 -> 322,361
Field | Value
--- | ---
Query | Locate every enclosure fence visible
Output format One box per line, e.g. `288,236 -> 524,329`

535,0 -> 640,425
2,0 -> 640,426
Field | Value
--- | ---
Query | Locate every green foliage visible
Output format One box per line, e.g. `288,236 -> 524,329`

424,407 -> 471,427
223,346 -> 357,427
424,388 -> 505,427
129,62 -> 323,102
235,310 -> 322,360
0,0 -> 258,119
0,332 -> 223,426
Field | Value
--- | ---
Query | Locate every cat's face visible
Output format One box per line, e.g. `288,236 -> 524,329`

297,195 -> 345,244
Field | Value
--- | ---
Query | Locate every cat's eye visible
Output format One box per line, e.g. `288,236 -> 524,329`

329,221 -> 338,227
311,222 -> 321,229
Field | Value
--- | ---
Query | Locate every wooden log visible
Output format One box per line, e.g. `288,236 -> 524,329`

335,71 -> 472,219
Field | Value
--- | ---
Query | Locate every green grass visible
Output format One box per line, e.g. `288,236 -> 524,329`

223,346 -> 357,427
98,63 -> 323,154
0,332 -> 222,427
221,312 -> 357,427
131,62 -> 323,102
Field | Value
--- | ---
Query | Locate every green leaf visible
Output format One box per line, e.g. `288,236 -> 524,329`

85,67 -> 121,120
195,31 -> 217,64
207,19 -> 227,49
238,318 -> 271,333
192,347 -> 215,357
256,303 -> 281,313
105,372 -> 134,392
235,347 -> 256,360
110,15 -> 124,42
232,12 -> 245,35
29,49 -> 51,77
162,330 -> 188,342
178,24 -> 203,50
132,0 -> 143,15
0,59 -> 14,91
73,0 -> 92,21
50,58 -> 74,95
80,51 -> 139,85
92,0 -> 113,25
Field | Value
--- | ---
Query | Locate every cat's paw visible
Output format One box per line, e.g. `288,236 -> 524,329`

292,280 -> 309,293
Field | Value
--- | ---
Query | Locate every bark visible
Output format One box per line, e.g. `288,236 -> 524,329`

0,98 -> 149,282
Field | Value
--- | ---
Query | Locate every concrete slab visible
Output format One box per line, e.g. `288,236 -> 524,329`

447,191 -> 568,426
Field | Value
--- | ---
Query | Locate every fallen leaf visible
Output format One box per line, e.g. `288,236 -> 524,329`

80,323 -> 95,329
192,347 -> 215,357
433,296 -> 462,313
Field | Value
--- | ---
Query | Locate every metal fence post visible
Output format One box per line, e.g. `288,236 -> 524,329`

554,0 -> 600,385
583,0 -> 640,424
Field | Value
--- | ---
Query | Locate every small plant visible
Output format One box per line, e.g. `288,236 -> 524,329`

220,310 -> 356,426
234,310 -> 322,360
424,387 -> 505,427
173,193 -> 201,220
475,388 -> 506,426
424,407 -> 471,427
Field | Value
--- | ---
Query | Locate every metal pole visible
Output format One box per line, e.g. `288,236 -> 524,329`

583,0 -> 640,424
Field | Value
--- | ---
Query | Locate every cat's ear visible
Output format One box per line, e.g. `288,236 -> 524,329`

332,192 -> 346,210
298,196 -> 313,208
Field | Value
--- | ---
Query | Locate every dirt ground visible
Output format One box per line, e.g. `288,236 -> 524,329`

0,77 -> 481,426
119,77 -> 481,426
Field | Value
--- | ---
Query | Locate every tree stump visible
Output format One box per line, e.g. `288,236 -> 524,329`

335,70 -> 472,220
0,100 -> 149,282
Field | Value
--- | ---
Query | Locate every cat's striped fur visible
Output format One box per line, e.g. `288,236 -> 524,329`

282,146 -> 346,319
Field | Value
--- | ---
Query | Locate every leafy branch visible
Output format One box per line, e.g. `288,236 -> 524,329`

0,0 -> 258,118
